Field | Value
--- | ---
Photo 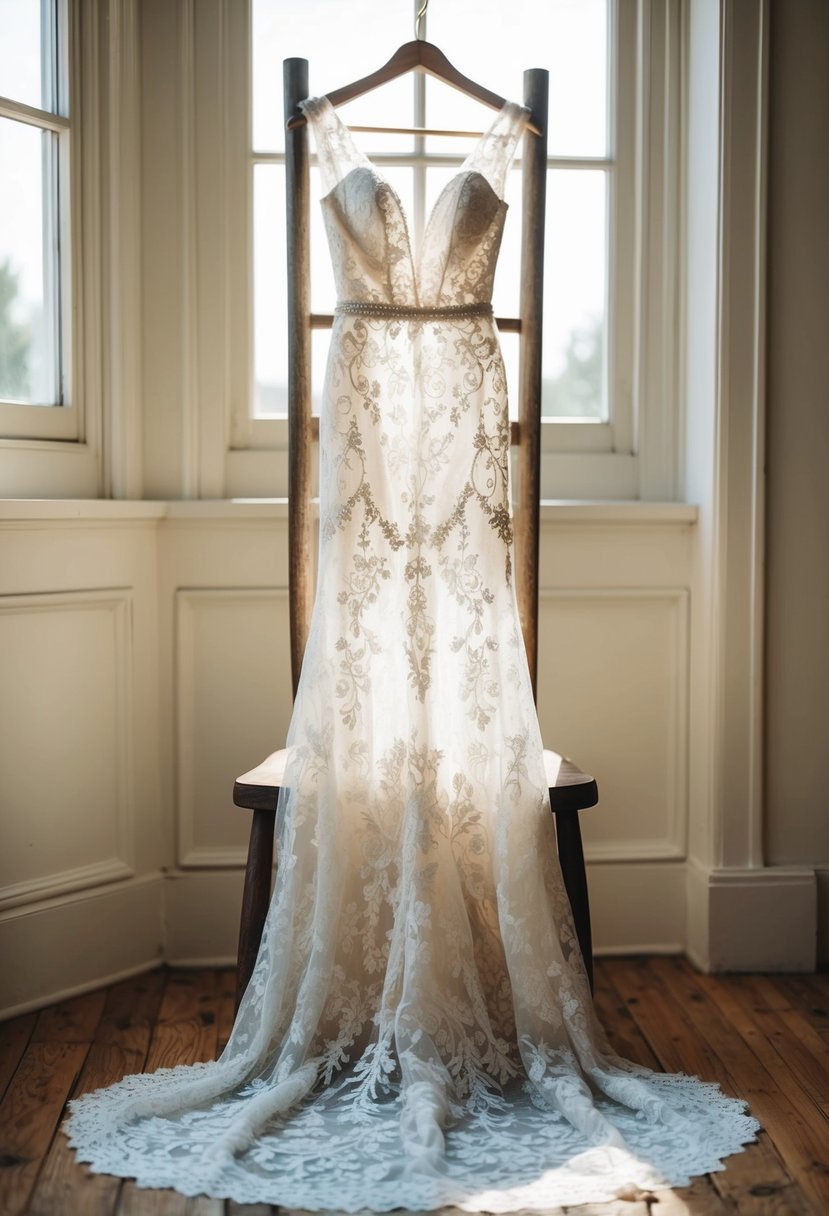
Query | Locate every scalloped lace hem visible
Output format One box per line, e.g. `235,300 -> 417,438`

63,1066 -> 761,1212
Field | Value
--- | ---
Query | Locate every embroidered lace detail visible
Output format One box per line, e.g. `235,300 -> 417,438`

64,89 -> 761,1212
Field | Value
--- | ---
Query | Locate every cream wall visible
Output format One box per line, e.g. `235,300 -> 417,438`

764,0 -> 829,962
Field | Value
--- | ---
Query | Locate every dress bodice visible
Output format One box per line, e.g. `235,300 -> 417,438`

299,96 -> 529,308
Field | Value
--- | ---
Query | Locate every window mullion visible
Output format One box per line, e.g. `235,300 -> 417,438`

0,97 -> 69,132
546,156 -> 614,169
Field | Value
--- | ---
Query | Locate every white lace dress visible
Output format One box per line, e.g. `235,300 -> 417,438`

63,96 -> 760,1211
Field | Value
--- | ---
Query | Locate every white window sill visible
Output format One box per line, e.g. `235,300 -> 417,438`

0,499 -> 698,526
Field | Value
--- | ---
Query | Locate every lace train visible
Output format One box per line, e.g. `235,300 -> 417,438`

65,1054 -> 759,1210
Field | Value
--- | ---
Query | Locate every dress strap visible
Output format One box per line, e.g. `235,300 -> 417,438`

297,96 -> 372,196
462,101 -> 532,201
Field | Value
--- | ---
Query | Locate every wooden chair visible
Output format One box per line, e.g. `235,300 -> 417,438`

234,749 -> 597,1011
233,57 -> 599,1010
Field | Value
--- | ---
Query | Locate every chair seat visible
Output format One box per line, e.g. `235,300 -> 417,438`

236,748 -> 291,789
234,747 -> 598,813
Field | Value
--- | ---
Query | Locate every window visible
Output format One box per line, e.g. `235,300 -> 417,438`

234,0 -> 679,500
0,0 -> 73,440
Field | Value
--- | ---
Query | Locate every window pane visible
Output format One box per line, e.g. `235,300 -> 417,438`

426,0 -> 608,157
543,169 -> 607,419
0,0 -> 54,111
253,163 -> 287,415
252,0 -> 414,154
0,117 -> 59,405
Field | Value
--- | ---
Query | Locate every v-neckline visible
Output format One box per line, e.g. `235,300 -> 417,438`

317,96 -> 513,304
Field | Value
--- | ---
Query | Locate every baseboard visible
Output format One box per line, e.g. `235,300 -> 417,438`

0,873 -> 164,1019
593,943 -> 684,957
686,859 -> 817,971
167,954 -> 238,968
816,867 -> 829,967
0,959 -> 163,1022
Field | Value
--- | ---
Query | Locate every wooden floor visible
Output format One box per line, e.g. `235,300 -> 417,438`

1,957 -> 828,1215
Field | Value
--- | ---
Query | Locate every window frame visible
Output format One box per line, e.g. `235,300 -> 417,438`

228,0 -> 682,502
0,0 -> 76,441
0,0 -> 143,500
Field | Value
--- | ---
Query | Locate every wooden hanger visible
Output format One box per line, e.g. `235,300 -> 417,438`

285,39 -> 541,137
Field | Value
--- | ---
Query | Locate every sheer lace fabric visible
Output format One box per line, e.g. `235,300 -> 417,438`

64,96 -> 759,1210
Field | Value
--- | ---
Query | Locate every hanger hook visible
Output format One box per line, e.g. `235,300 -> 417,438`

415,0 -> 429,40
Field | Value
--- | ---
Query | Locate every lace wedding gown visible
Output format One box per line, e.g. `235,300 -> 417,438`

64,96 -> 759,1211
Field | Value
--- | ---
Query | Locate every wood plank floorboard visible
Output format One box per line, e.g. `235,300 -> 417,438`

591,959 -> 822,1216
0,987 -> 106,1216
775,976 -> 829,1039
29,970 -> 167,1216
116,971 -> 225,1216
0,1014 -> 37,1105
1,960 -> 827,1216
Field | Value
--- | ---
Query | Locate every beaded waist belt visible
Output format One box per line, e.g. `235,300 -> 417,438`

335,301 -> 493,320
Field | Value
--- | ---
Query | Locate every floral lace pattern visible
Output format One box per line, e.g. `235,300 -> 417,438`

64,95 -> 760,1210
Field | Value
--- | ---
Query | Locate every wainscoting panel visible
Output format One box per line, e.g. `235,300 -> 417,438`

0,589 -> 135,908
175,588 -> 292,867
537,588 -> 689,863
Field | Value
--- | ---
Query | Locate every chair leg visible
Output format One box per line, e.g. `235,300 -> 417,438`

554,806 -> 594,993
235,803 -> 277,1012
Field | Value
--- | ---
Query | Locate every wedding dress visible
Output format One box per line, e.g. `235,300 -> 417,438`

64,96 -> 759,1211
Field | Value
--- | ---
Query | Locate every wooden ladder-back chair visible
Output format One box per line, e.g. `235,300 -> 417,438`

233,55 -> 598,1012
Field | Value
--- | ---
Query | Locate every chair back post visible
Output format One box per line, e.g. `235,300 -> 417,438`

517,67 -> 549,700
284,57 -> 313,696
